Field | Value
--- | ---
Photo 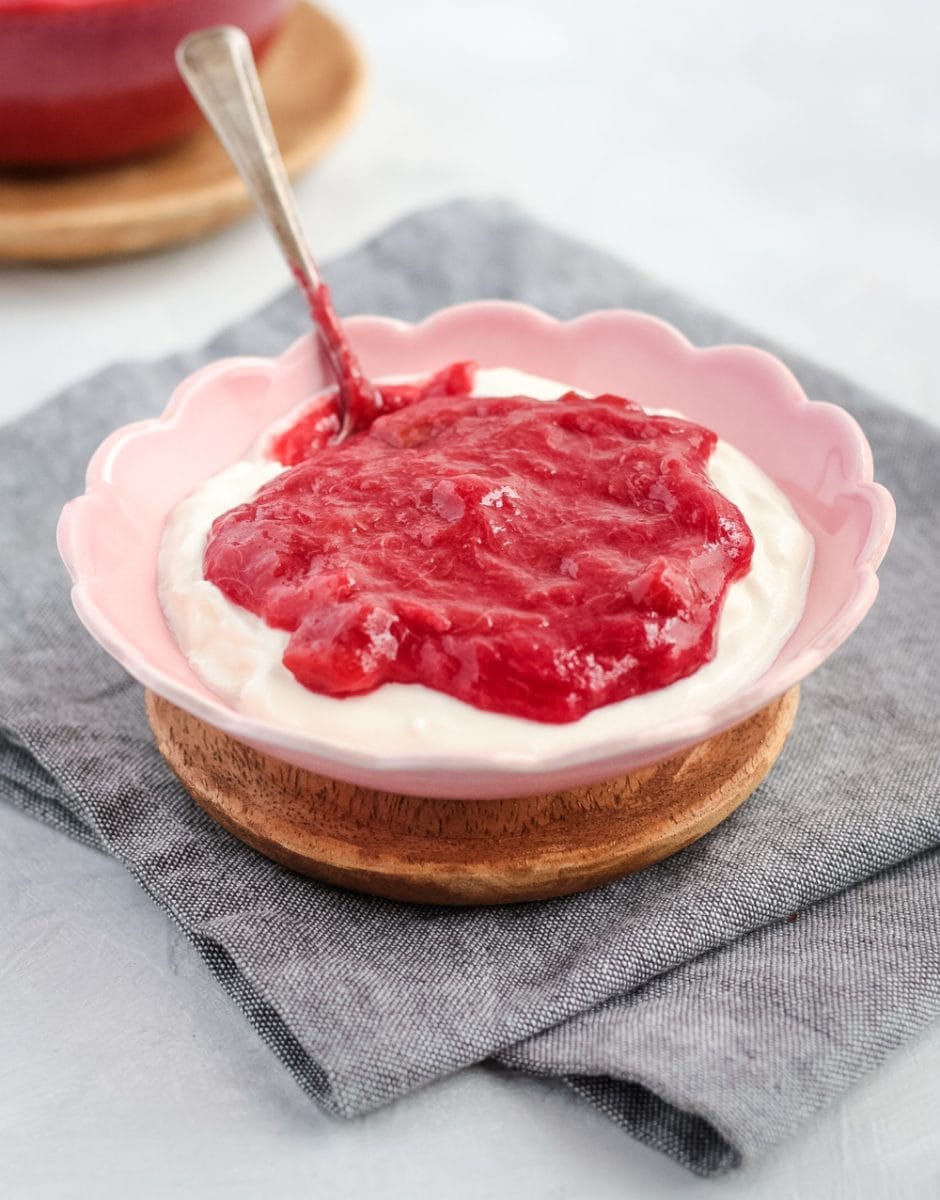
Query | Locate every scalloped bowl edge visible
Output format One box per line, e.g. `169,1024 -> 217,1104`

57,302 -> 896,798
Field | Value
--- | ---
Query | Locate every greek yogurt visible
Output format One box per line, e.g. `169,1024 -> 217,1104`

158,368 -> 813,757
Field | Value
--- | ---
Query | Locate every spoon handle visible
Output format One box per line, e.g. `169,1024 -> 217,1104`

176,26 -> 320,292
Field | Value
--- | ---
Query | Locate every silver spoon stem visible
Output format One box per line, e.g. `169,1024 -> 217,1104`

176,26 -> 350,425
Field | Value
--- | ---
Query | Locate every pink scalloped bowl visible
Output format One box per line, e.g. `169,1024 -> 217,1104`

57,302 -> 895,799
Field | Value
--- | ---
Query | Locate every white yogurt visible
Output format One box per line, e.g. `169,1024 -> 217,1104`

158,368 -> 813,758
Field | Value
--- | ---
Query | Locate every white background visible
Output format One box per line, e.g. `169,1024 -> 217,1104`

2,1 -> 938,1196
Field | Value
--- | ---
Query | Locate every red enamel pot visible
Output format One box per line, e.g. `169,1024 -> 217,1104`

0,0 -> 291,166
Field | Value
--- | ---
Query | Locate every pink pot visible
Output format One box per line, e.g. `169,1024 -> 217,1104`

0,0 -> 291,165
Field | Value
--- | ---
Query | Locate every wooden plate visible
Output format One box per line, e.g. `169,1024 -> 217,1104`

146,686 -> 800,906
0,3 -> 365,262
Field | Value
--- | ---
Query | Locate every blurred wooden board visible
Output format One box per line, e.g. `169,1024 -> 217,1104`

0,3 -> 365,262
146,686 -> 800,906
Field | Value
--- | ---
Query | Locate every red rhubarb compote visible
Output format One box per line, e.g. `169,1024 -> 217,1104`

203,365 -> 755,723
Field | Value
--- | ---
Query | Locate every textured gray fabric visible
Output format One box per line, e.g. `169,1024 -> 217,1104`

1,199 -> 938,1176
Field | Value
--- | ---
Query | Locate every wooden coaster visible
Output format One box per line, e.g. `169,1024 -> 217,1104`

0,3 -> 364,261
146,685 -> 799,905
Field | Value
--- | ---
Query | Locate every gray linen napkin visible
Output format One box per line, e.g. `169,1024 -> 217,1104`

2,200 -> 939,1176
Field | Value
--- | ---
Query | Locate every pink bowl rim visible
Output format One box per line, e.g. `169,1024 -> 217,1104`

57,300 -> 896,783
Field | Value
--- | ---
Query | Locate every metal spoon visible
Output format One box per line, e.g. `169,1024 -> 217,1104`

176,25 -> 357,436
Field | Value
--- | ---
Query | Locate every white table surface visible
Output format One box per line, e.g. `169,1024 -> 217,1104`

2,1 -> 938,1195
